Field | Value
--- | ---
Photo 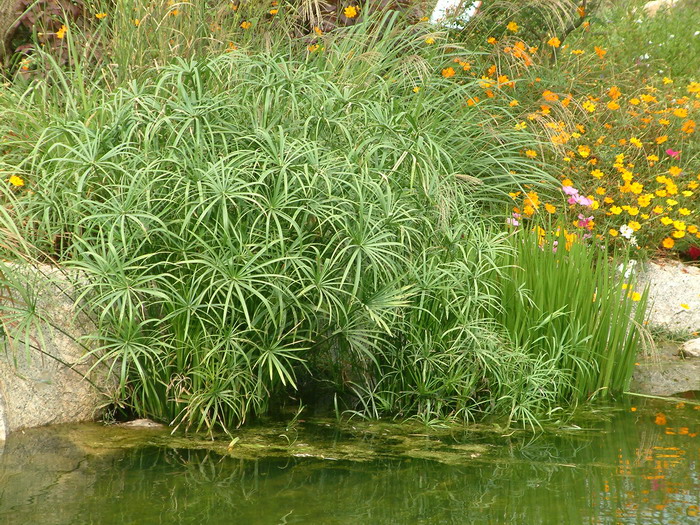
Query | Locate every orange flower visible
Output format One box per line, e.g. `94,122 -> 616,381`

441,67 -> 455,78
608,86 -> 621,99
542,90 -> 559,102
594,46 -> 607,58
547,36 -> 560,48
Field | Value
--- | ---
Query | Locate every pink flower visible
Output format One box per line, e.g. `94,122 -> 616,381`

666,148 -> 680,158
574,195 -> 593,206
576,214 -> 594,229
562,185 -> 578,196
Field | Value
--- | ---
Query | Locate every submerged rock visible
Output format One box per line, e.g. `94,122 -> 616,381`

116,419 -> 165,429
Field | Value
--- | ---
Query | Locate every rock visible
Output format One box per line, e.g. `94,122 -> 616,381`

0,264 -> 115,441
630,359 -> 700,397
643,0 -> 680,17
636,260 -> 700,334
680,338 -> 700,358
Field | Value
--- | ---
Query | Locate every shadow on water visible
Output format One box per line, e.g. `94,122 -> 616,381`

0,400 -> 698,524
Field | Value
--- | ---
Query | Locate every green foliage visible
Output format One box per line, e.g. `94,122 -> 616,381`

0,7 -> 651,433
497,227 -> 650,404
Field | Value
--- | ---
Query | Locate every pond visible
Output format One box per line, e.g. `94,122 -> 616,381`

0,398 -> 698,524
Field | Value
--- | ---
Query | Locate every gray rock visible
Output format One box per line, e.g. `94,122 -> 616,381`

637,260 -> 700,334
0,264 -> 115,441
680,338 -> 700,358
630,359 -> 700,397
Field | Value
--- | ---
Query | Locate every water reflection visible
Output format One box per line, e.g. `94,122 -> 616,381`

0,401 -> 697,524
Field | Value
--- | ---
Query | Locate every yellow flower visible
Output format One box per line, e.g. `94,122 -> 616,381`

629,98 -> 640,105
514,121 -> 527,130
628,221 -> 641,231
610,206 -> 622,215
680,303 -> 690,310
344,5 -> 359,18
607,101 -> 620,110
662,237 -> 675,249
609,229 -> 619,237
95,12 -> 107,19
679,208 -> 691,216
687,81 -> 700,94
578,145 -> 591,157
591,169 -> 603,179
509,99 -> 519,107
425,37 -> 435,44
487,37 -> 497,45
134,18 -> 140,26
240,21 -> 252,29
525,150 -> 537,158
655,135 -> 668,144
629,137 -> 643,148
507,21 -> 519,32
269,8 -> 278,15
545,203 -> 556,213
9,175 -> 24,187
582,100 -> 596,112
663,77 -> 673,85
672,230 -> 686,239
669,166 -> 682,176
56,24 -> 67,39
547,36 -> 561,48
412,86 -> 421,93
630,291 -> 642,302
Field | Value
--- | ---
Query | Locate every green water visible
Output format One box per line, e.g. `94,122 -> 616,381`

1,400 -> 698,524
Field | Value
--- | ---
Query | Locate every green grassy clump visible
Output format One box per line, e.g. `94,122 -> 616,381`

0,8 -> 650,433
